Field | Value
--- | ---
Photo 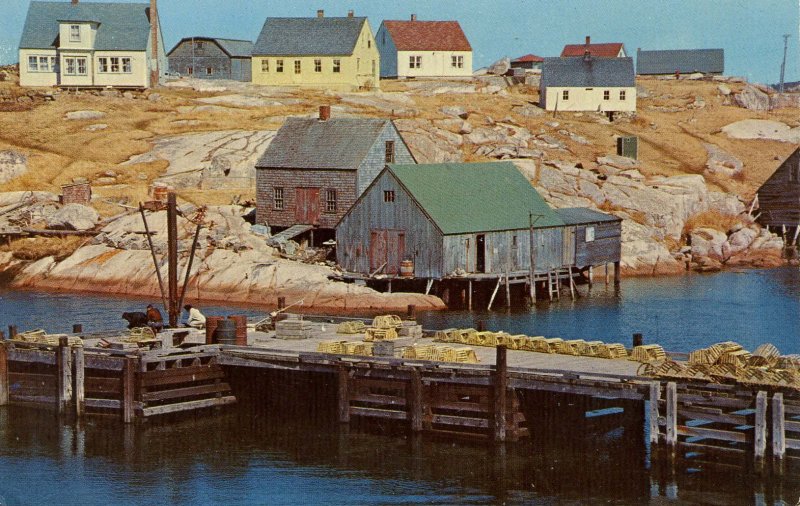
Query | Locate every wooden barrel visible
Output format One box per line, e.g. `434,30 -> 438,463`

205,316 -> 225,345
152,184 -> 169,202
214,319 -> 237,345
399,259 -> 414,278
228,315 -> 248,346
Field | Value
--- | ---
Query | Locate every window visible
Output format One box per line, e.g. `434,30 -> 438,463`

187,66 -> 193,75
195,41 -> 204,50
28,56 -> 38,72
294,60 -> 301,74
451,55 -> 464,68
122,57 -> 131,73
77,57 -> 86,75
586,226 -> 595,242
409,55 -> 421,69
38,56 -> 49,72
276,60 -> 284,72
261,59 -> 269,72
273,188 -> 284,210
206,67 -> 213,75
512,235 -> 518,248
367,39 -> 371,48
69,25 -> 80,42
314,59 -> 321,72
603,90 -> 610,100
98,57 -> 108,73
383,190 -> 395,203
562,90 -> 569,100
325,189 -> 337,212
619,90 -> 626,100
332,59 -> 341,73
110,57 -> 120,73
64,57 -> 86,76
385,140 -> 395,163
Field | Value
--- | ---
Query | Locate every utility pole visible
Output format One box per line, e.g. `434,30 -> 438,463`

167,192 -> 179,327
779,34 -> 790,93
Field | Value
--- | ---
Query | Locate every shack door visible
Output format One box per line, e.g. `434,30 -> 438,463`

562,226 -> 576,266
476,234 -> 486,273
370,230 -> 405,274
295,188 -> 320,224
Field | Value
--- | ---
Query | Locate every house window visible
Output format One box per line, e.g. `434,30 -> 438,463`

409,55 -> 422,69
110,57 -> 120,73
384,190 -> 395,203
261,59 -> 269,72
512,235 -> 518,248
451,55 -> 464,68
562,90 -> 569,100
69,25 -> 81,42
98,57 -> 108,72
325,189 -> 337,212
294,60 -> 301,74
603,90 -> 610,100
206,67 -> 213,76
187,66 -> 193,75
273,187 -> 284,210
332,59 -> 341,73
586,226 -> 595,242
38,56 -> 49,72
64,57 -> 87,76
30,56 -> 57,72
314,59 -> 321,72
28,56 -> 38,72
122,57 -> 131,73
367,39 -> 371,48
619,90 -> 626,100
276,60 -> 284,72
385,140 -> 395,163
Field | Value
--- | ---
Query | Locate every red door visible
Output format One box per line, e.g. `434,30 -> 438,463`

370,230 -> 405,274
370,230 -> 387,272
295,188 -> 320,224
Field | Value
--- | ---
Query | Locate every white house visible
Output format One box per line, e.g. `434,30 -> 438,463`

376,15 -> 472,79
540,56 -> 636,113
18,0 -> 166,88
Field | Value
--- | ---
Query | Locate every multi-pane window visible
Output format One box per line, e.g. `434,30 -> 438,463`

314,59 -> 321,72
603,90 -> 610,100
64,57 -> 87,76
206,67 -> 213,75
77,57 -> 86,75
28,56 -> 39,72
122,57 -> 131,73
385,140 -> 395,163
29,56 -> 57,72
69,25 -> 81,42
261,59 -> 269,72
619,90 -> 626,100
562,90 -> 569,100
294,60 -> 301,74
332,59 -> 341,73
187,66 -> 193,75
384,190 -> 395,203
273,187 -> 284,210
325,189 -> 337,212
451,55 -> 464,68
98,57 -> 108,73
98,57 -> 131,73
409,55 -> 422,69
276,60 -> 284,72
110,57 -> 120,73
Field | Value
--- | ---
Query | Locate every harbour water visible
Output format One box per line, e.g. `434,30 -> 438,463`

0,267 -> 799,504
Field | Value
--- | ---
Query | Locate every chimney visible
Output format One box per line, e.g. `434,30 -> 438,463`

411,14 -> 417,21
71,0 -> 79,4
317,9 -> 324,18
347,10 -> 354,17
150,0 -> 159,87
585,35 -> 590,46
319,105 -> 331,121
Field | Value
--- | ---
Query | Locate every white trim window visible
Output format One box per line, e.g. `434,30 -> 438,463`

122,57 -> 131,73
562,90 -> 569,100
28,56 -> 57,72
314,59 -> 321,73
332,59 -> 341,73
276,59 -> 284,73
98,57 -> 108,73
98,57 -> 132,74
69,24 -> 81,42
619,90 -> 627,100
451,55 -> 464,68
64,57 -> 87,76
261,59 -> 269,73
28,56 -> 38,72
586,226 -> 595,242
110,57 -> 120,73
409,55 -> 422,69
603,90 -> 610,100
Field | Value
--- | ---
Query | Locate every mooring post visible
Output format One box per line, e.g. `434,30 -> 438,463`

166,192 -> 179,327
277,296 -> 286,311
406,304 -> 416,320
476,320 -> 486,332
122,356 -> 136,424
633,333 -> 643,348
73,346 -> 85,418
613,261 -> 621,287
604,263 -> 609,285
754,390 -> 767,464
665,382 -> 677,448
0,341 -> 8,406
649,382 -> 660,445
493,345 -> 508,442
337,365 -> 350,424
772,392 -> 785,466
587,266 -> 593,287
57,336 -> 73,416
8,325 -> 16,339
467,279 -> 472,311
72,324 -> 82,334
505,273 -> 511,309
409,368 -> 423,432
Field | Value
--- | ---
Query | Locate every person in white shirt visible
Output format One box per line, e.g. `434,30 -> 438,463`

183,304 -> 206,329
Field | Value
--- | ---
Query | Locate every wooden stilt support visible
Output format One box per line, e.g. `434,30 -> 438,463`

0,342 -> 8,407
649,382 -> 660,445
57,336 -> 73,416
468,279 -> 473,311
665,382 -> 677,448
605,263 -> 609,285
772,392 -> 785,463
487,277 -> 502,310
567,266 -> 575,300
588,266 -> 593,287
409,369 -> 423,432
122,356 -> 136,424
8,325 -> 16,339
337,365 -> 350,424
493,346 -> 508,442
754,390 -> 767,462
425,279 -> 433,295
74,346 -> 85,418
613,261 -> 621,287
793,226 -> 800,246
504,271 -> 511,308
166,193 -> 179,327
388,279 -> 392,294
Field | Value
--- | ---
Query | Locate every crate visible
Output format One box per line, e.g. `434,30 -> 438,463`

364,327 -> 398,342
275,318 -> 314,340
317,340 -> 346,354
596,343 -> 628,359
337,321 -> 366,334
629,344 -> 666,363
372,315 -> 402,329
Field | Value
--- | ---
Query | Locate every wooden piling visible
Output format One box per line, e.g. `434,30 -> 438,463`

772,392 -> 785,462
604,263 -> 609,285
505,272 -> 511,308
74,346 -> 85,418
468,279 -> 473,311
72,324 -> 82,334
649,382 -> 660,445
493,346 -> 508,442
409,369 -> 423,432
633,333 -> 643,348
337,365 -> 350,424
166,193 -> 179,327
0,330 -> 4,340
57,336 -> 73,415
406,304 -> 416,320
587,266 -> 593,287
277,297 -> 286,311
122,356 -> 136,424
613,261 -> 621,287
754,390 -> 767,461
0,342 -> 8,406
8,325 -> 17,339
665,382 -> 677,447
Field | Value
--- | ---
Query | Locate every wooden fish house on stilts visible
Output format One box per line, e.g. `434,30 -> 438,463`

335,162 -> 622,307
755,147 -> 800,252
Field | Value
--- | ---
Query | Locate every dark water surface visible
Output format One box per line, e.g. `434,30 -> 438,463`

0,267 -> 798,504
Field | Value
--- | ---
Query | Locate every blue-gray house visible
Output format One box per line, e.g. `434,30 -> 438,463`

168,37 -> 253,81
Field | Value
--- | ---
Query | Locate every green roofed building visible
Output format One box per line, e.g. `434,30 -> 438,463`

335,161 -> 621,293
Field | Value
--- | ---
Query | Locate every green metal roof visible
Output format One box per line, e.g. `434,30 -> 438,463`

388,162 -> 564,235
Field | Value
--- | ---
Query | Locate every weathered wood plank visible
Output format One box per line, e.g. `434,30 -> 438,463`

349,392 -> 406,407
773,393 -> 785,460
786,439 -> 800,451
678,425 -> 748,443
140,366 -> 225,388
409,369 -> 423,432
649,382 -> 660,444
9,348 -> 56,365
85,398 -> 121,409
337,365 -> 349,424
431,413 -> 489,429
350,406 -> 407,420
754,391 -> 767,460
141,395 -> 236,417
0,343 -> 8,406
9,372 -> 57,387
141,382 -> 231,402
85,377 -> 122,395
74,346 -> 85,418
84,354 -> 125,371
678,408 -> 749,426
122,357 -> 135,423
11,394 -> 57,404
666,382 -> 677,446
57,338 -> 72,415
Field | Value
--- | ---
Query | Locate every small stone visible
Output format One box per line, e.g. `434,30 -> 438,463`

65,110 -> 105,121
85,124 -> 108,132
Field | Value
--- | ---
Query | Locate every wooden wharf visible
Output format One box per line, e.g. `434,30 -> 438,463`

1,316 -> 798,475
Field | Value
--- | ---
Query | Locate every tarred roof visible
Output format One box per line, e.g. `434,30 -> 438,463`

561,43 -> 624,57
512,54 -> 544,63
382,20 -> 471,51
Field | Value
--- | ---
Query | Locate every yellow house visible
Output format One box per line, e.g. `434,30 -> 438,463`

251,10 -> 379,91
18,1 -> 166,89
540,56 -> 636,113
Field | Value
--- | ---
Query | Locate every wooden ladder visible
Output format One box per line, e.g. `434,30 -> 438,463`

547,270 -> 560,301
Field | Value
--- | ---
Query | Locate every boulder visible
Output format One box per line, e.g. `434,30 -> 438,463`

732,84 -> 770,111
65,110 -> 105,121
85,124 -> 108,132
721,119 -> 800,143
690,228 -> 727,259
0,150 -> 27,184
46,204 -> 99,231
512,105 -> 544,118
703,143 -> 743,177
770,93 -> 800,110
487,57 -> 511,76
726,227 -> 758,255
440,106 -> 468,118
596,154 -> 640,170
717,84 -> 731,96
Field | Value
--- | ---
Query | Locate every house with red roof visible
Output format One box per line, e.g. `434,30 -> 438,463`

561,36 -> 626,58
511,54 -> 544,70
376,15 -> 472,78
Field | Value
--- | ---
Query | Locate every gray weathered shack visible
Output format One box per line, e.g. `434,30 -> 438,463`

756,148 -> 800,238
167,37 -> 253,81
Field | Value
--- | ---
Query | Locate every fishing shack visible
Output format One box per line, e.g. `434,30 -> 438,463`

335,162 -> 622,307
755,147 -> 800,246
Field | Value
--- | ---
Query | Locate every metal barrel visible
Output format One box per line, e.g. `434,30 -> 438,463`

227,315 -> 248,346
213,319 -> 237,345
205,316 -> 225,345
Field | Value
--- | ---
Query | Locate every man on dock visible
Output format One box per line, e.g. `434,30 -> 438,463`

146,304 -> 164,332
183,304 -> 206,329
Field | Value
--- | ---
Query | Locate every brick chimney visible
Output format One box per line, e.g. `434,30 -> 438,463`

347,10 -> 354,17
319,105 -> 331,121
71,0 -> 78,4
411,14 -> 417,21
584,35 -> 591,59
317,9 -> 324,18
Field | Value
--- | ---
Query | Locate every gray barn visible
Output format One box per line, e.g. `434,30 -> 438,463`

756,148 -> 800,236
167,37 -> 253,81
636,48 -> 724,76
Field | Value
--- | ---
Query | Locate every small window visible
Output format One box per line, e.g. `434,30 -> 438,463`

294,60 -> 301,74
122,57 -> 131,73
451,55 -> 464,68
273,187 -> 284,210
206,67 -> 213,76
70,25 -> 81,42
385,140 -> 395,163
187,66 -> 193,75
276,60 -> 284,72
586,226 -> 595,242
97,57 -> 108,73
28,56 -> 38,72
49,56 -> 57,72
38,56 -> 50,72
409,55 -> 421,69
261,59 -> 269,72
367,39 -> 371,48
195,41 -> 204,50
619,90 -> 626,100
314,59 -> 321,72
384,190 -> 395,203
603,90 -> 610,100
512,235 -> 518,248
110,57 -> 120,73
325,189 -> 337,212
65,57 -> 75,75
332,59 -> 341,73
562,90 -> 569,100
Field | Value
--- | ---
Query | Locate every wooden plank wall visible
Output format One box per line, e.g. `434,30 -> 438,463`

574,221 -> 622,267
757,148 -> 800,228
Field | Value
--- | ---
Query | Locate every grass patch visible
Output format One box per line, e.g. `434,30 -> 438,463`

2,236 -> 86,261
683,210 -> 741,235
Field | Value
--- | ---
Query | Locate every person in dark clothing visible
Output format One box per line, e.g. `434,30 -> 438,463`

146,304 -> 164,332
122,311 -> 148,329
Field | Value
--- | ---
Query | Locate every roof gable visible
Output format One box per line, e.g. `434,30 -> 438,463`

541,57 -> 635,88
760,147 -> 800,188
256,117 -> 393,170
20,1 -> 152,51
562,43 -> 625,57
388,162 -> 563,234
636,48 -> 724,75
167,37 -> 253,58
253,16 -> 366,56
381,20 -> 471,51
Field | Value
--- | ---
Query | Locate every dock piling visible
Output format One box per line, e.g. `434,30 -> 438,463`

633,333 -> 643,348
337,365 -> 350,424
755,390 -> 767,463
74,346 -> 85,418
57,336 -> 73,415
167,193 -> 179,327
665,382 -> 677,448
409,369 -> 423,432
493,346 -> 508,442
406,305 -> 416,320
649,382 -> 660,445
122,356 -> 136,424
0,342 -> 8,406
72,324 -> 82,334
8,325 -> 16,339
772,392 -> 785,463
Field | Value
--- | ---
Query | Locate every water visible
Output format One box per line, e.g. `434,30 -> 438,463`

0,267 -> 798,504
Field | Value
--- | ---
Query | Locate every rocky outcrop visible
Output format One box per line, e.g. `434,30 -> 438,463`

393,119 -> 464,163
721,119 -> 800,144
65,110 -> 105,121
689,225 -> 784,271
487,57 -> 511,76
732,84 -> 770,111
46,203 -> 99,231
704,143 -> 743,177
0,150 -> 27,184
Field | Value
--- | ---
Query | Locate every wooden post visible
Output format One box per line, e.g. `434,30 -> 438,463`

122,356 -> 136,424
476,320 -> 486,332
613,261 -> 621,287
493,346 -> 508,442
754,390 -> 767,461
587,266 -> 593,287
72,324 -> 82,334
167,193 -> 179,327
409,369 -> 423,432
337,365 -> 350,424
0,342 -> 8,406
74,346 -> 85,418
649,382 -> 660,445
388,279 -> 392,294
504,272 -> 511,308
0,330 -> 4,340
772,392 -> 785,462
665,382 -> 677,447
406,304 -> 416,320
604,263 -> 609,285
488,277 -> 501,310
633,333 -> 643,348
277,296 -> 286,311
8,325 -> 16,339
57,336 -> 73,415
468,279 -> 473,311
